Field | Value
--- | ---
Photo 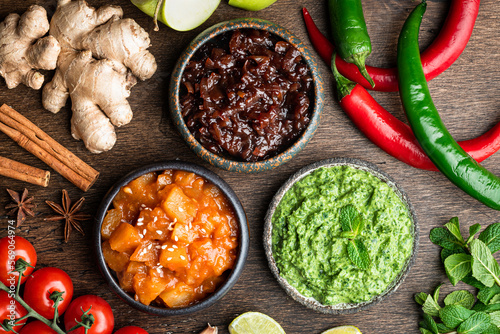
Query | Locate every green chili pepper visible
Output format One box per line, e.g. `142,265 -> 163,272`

328,0 -> 374,87
397,1 -> 500,210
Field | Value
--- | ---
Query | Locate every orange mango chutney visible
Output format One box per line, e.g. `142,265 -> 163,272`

101,170 -> 239,308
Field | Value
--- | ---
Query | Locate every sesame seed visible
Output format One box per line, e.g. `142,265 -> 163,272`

123,187 -> 133,194
157,230 -> 163,235
201,228 -> 206,234
155,245 -> 161,249
121,219 -> 127,223
137,222 -> 143,226
147,244 -> 152,250
168,248 -> 174,252
156,267 -> 162,273
172,245 -> 178,249
137,217 -> 144,222
167,257 -> 172,261
141,204 -> 146,208
158,265 -> 163,269
143,229 -> 147,235
161,245 -> 167,249
153,217 -> 157,222
173,218 -> 177,223
139,234 -> 144,238
174,236 -> 178,242
180,255 -> 186,261
179,207 -> 184,212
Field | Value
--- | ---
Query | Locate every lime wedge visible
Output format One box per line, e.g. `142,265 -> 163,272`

321,326 -> 362,334
229,312 -> 286,334
228,0 -> 277,11
131,0 -> 221,31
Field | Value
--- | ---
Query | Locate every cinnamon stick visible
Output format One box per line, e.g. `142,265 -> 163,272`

0,104 -> 99,183
0,117 -> 96,191
0,156 -> 50,187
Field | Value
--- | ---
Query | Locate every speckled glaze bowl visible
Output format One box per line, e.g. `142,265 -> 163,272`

263,158 -> 419,314
169,18 -> 325,173
94,161 -> 249,316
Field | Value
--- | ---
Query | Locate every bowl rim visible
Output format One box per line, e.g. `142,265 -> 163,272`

93,161 -> 249,316
169,18 -> 325,173
263,157 -> 419,314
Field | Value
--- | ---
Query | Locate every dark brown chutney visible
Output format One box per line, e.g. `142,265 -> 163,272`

180,29 -> 314,162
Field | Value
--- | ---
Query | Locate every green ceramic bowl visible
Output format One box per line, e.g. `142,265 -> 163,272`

169,18 -> 325,173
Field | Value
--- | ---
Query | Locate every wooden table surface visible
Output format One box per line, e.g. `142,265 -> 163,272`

1,0 -> 499,333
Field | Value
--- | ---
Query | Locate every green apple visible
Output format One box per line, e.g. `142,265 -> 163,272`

131,0 -> 221,31
228,0 -> 277,11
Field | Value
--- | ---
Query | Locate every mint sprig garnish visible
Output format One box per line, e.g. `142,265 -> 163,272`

415,217 -> 500,334
339,205 -> 370,270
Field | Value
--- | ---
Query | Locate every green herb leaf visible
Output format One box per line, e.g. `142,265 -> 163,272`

340,205 -> 364,237
423,313 -> 439,334
441,247 -> 467,264
439,305 -> 476,329
436,323 -> 454,333
478,285 -> 500,304
489,311 -> 500,326
472,302 -> 500,313
444,290 -> 475,309
470,239 -> 500,288
444,253 -> 472,285
483,324 -> 500,334
489,295 -> 500,305
456,311 -> 491,334
430,227 -> 464,250
479,223 -> 500,254
462,274 -> 486,290
445,217 -> 465,244
423,294 -> 442,317
434,284 -> 443,304
466,224 -> 482,245
347,239 -> 370,270
340,231 -> 356,239
415,292 -> 429,306
419,329 -> 433,334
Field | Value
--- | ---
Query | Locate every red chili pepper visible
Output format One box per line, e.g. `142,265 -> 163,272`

333,68 -> 500,171
303,0 -> 480,92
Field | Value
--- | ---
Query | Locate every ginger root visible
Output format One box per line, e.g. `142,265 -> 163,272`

43,0 -> 157,153
0,5 -> 60,89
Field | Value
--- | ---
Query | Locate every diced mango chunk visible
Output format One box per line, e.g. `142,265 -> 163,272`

161,186 -> 198,224
159,242 -> 189,272
109,223 -> 141,253
102,241 -> 129,272
101,208 -> 123,240
133,268 -> 171,306
159,282 -> 196,308
171,221 -> 197,244
130,240 -> 160,267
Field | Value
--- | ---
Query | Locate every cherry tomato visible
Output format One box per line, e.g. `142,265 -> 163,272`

0,290 -> 27,333
0,236 -> 37,285
114,326 -> 149,334
19,321 -> 56,334
64,295 -> 114,334
23,267 -> 73,319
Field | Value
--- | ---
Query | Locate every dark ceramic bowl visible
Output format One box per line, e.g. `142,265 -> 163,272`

169,18 -> 325,173
263,158 -> 419,314
94,161 -> 249,316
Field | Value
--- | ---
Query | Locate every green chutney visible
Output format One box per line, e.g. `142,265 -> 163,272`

271,165 -> 414,305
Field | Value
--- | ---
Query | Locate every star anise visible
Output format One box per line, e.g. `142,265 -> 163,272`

45,189 -> 91,243
5,188 -> 36,227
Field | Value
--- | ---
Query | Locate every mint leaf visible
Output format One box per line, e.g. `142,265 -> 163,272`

462,274 -> 486,290
444,253 -> 472,285
433,284 -> 443,304
445,217 -> 465,244
340,205 -> 364,237
441,247 -> 467,263
340,231 -> 356,239
444,290 -> 475,309
489,294 -> 500,304
479,223 -> 500,254
483,324 -> 500,334
466,224 -> 482,245
472,302 -> 500,313
489,311 -> 500,326
470,239 -> 500,288
478,285 -> 500,304
456,311 -> 491,334
439,305 -> 476,329
423,313 -> 439,334
423,294 -> 441,317
419,329 -> 433,334
415,292 -> 429,306
436,323 -> 454,333
430,227 -> 464,250
347,239 -> 370,270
